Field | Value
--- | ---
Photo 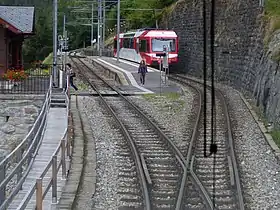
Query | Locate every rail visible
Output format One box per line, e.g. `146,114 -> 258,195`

71,57 -> 190,210
0,74 -> 53,209
15,74 -> 71,209
170,74 -> 244,210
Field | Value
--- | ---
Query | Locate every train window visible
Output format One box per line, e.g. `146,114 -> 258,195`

130,38 -> 134,49
123,38 -> 129,48
152,38 -> 176,52
139,40 -> 147,52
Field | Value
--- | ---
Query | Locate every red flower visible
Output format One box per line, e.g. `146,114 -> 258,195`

2,69 -> 28,81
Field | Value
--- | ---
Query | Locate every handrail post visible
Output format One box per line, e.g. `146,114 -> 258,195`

16,148 -> 24,190
0,160 -> 5,206
61,139 -> 66,179
66,114 -> 71,157
52,155 -> 58,204
36,178 -> 43,210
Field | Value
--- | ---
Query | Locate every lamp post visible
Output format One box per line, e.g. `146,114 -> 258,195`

103,0 -> 106,52
91,3 -> 94,47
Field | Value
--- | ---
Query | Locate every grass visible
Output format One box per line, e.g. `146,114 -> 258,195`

266,0 -> 280,16
105,36 -> 115,47
77,82 -> 89,90
263,0 -> 280,60
250,101 -> 280,148
142,92 -> 184,113
42,52 -> 53,65
142,92 -> 181,101
270,129 -> 280,147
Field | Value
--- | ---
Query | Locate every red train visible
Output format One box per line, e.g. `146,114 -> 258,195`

113,28 -> 179,67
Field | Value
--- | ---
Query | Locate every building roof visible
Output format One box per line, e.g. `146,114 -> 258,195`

0,6 -> 34,34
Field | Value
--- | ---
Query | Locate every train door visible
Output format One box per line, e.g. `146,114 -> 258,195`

135,37 -> 139,53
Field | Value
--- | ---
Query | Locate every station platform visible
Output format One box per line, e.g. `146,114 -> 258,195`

87,56 -> 182,94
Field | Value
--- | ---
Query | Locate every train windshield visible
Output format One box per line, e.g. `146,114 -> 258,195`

152,38 -> 176,52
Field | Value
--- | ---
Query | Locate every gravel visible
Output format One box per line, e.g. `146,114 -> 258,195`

128,85 -> 195,154
79,96 -> 127,209
218,84 -> 280,210
77,85 -> 196,209
75,65 -> 280,210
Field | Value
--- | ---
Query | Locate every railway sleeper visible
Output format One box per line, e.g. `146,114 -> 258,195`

195,164 -> 228,169
150,173 -> 180,180
117,189 -> 141,196
120,195 -> 143,203
145,157 -> 177,162
201,178 -> 229,185
148,163 -> 179,169
152,197 -> 176,205
153,178 -> 179,184
185,202 -> 207,210
150,168 -> 178,174
118,171 -> 137,177
141,153 -> 173,158
118,182 -> 139,188
119,167 -> 137,172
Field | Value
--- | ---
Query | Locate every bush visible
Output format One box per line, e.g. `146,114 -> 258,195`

2,69 -> 28,81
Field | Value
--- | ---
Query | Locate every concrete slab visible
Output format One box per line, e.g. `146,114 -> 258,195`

89,56 -> 182,95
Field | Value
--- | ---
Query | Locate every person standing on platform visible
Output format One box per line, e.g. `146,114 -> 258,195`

65,63 -> 78,91
138,60 -> 148,85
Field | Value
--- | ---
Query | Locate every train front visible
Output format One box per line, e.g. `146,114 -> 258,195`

147,31 -> 178,68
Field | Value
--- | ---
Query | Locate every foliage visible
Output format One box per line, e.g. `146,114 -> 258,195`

264,0 -> 280,51
0,0 -> 91,63
2,69 -> 28,81
43,53 -> 53,65
0,0 -> 176,63
25,68 -> 50,76
106,0 -> 176,35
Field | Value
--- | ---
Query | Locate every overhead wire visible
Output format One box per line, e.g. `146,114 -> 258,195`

203,0 -> 217,208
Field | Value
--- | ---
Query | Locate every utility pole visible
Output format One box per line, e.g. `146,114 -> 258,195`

116,0 -> 120,62
91,3 -> 94,48
53,0 -> 58,87
61,14 -> 66,89
103,0 -> 106,52
99,0 -> 102,56
97,0 -> 100,55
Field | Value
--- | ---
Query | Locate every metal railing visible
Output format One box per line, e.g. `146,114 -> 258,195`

16,74 -> 71,209
0,66 -> 52,94
17,128 -> 70,210
0,74 -> 53,209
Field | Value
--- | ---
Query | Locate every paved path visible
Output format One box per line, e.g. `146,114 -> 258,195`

7,107 -> 67,210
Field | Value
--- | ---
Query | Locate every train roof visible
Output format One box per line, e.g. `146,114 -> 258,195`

115,29 -> 177,38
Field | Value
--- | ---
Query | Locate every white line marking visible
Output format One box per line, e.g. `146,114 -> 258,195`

97,58 -> 154,93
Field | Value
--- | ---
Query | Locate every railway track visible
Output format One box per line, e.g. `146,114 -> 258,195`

69,56 -> 216,209
169,74 -> 245,210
